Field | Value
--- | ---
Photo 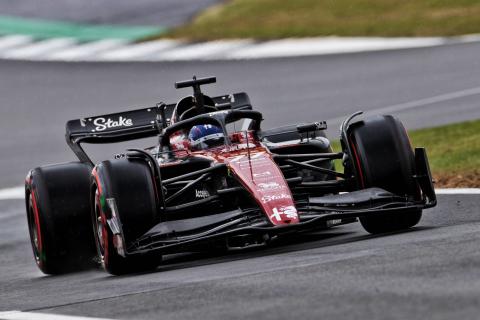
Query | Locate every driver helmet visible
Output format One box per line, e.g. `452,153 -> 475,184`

188,124 -> 225,150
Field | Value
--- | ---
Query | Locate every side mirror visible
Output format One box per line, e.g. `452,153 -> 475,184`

296,121 -> 327,134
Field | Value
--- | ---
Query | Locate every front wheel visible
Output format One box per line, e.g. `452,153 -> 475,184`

347,115 -> 422,234
91,158 -> 161,275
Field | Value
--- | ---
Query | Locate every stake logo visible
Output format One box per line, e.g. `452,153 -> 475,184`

93,116 -> 133,131
261,193 -> 292,204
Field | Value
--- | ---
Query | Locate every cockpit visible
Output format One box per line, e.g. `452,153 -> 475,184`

162,108 -> 262,155
161,76 -> 262,155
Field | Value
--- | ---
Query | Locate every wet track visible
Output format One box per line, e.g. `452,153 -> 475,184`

0,42 -> 479,319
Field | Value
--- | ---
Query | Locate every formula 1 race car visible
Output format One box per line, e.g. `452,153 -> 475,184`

25,76 -> 437,275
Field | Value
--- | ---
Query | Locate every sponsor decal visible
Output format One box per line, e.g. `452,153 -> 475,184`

208,110 -> 229,116
313,121 -> 327,130
261,193 -> 292,204
326,219 -> 343,227
257,182 -> 282,191
93,116 -> 133,132
238,160 -> 270,169
253,171 -> 272,178
195,189 -> 210,199
270,206 -> 298,222
230,152 -> 266,163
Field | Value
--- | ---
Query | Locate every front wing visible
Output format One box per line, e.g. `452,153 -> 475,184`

125,187 -> 434,256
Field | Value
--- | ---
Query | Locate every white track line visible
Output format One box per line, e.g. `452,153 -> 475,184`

0,35 -> 33,51
227,37 -> 444,59
0,38 -> 76,60
326,86 -> 480,127
0,310 -> 113,320
154,40 -> 252,61
449,34 -> 480,43
436,188 -> 480,194
364,86 -> 480,115
46,39 -> 128,61
98,39 -> 180,61
0,187 -> 24,200
0,186 -> 477,201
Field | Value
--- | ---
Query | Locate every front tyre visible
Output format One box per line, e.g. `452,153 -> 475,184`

91,158 -> 161,275
348,115 -> 422,234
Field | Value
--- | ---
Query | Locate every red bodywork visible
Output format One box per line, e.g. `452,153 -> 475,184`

166,130 -> 298,225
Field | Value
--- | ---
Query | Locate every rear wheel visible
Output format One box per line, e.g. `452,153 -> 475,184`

25,162 -> 96,274
348,115 -> 422,234
91,158 -> 161,275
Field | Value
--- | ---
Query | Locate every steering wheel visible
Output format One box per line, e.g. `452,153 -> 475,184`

179,105 -> 218,121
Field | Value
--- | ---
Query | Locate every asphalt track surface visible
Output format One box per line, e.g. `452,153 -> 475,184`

0,43 -> 479,319
1,195 -> 479,320
0,0 -> 220,27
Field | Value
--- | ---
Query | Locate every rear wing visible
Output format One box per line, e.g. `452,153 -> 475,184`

66,93 -> 252,163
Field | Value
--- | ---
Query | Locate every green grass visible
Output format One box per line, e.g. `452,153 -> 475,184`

331,119 -> 480,187
409,120 -> 480,174
161,0 -> 480,41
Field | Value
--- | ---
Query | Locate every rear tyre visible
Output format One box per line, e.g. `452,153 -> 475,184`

348,115 -> 422,234
92,158 -> 161,275
25,162 -> 96,274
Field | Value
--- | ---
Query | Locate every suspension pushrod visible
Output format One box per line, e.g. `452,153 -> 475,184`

165,173 -> 210,204
273,152 -> 343,160
280,157 -> 335,170
284,159 -> 345,178
163,164 -> 226,185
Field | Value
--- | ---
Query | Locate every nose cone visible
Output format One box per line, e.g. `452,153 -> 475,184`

225,149 -> 299,225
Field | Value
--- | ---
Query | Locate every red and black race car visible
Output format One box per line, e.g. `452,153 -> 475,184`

25,76 -> 436,275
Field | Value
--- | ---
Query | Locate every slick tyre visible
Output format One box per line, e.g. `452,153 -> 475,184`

25,162 -> 96,274
348,115 -> 422,234
92,158 -> 161,275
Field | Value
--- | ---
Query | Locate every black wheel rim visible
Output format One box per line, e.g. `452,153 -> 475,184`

94,189 -> 106,264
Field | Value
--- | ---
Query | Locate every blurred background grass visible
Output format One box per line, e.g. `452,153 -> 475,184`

162,0 -> 480,40
331,119 -> 480,187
